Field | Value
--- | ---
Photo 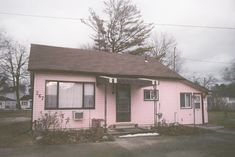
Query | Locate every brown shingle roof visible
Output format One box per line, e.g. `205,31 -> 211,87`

28,44 -> 183,79
20,95 -> 32,100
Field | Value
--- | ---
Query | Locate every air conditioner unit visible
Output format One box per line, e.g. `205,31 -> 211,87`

73,111 -> 83,121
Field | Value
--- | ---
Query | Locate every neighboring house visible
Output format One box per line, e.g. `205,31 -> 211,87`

0,85 -> 26,109
0,95 -> 16,109
224,97 -> 235,110
29,44 -> 209,129
208,96 -> 235,111
20,95 -> 32,109
208,87 -> 235,111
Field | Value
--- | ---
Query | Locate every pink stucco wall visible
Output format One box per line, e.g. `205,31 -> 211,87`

32,72 -> 208,129
157,80 -> 208,124
33,72 -> 104,129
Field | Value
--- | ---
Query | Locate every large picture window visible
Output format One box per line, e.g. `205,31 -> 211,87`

45,81 -> 95,109
180,93 -> 192,108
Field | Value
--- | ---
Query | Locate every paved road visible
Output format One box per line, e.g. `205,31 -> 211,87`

0,132 -> 235,157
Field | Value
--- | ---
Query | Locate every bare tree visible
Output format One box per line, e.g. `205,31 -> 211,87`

0,74 -> 8,92
82,0 -> 153,55
147,33 -> 183,72
0,32 -> 28,109
223,61 -> 235,83
190,74 -> 218,89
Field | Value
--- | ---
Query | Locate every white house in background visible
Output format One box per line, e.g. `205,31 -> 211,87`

0,85 -> 27,109
0,95 -> 16,109
224,97 -> 235,110
20,95 -> 32,109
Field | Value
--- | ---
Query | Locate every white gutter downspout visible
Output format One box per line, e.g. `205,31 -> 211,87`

138,78 -> 159,126
99,76 -> 117,130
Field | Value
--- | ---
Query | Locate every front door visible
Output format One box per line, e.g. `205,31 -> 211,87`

116,84 -> 131,122
193,94 -> 203,124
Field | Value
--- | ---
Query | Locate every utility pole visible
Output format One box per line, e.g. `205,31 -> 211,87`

173,47 -> 176,71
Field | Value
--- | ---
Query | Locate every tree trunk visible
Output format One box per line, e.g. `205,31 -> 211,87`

15,77 -> 21,109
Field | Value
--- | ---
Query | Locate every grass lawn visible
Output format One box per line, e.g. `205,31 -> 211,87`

0,121 -> 34,148
208,111 -> 235,129
0,110 -> 33,148
0,110 -> 113,147
0,109 -> 31,118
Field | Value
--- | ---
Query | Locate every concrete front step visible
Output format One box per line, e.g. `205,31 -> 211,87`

108,127 -> 152,136
112,123 -> 138,129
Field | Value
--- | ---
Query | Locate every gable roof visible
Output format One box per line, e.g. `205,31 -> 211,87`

20,95 -> 32,100
29,44 -> 183,80
0,95 -> 15,101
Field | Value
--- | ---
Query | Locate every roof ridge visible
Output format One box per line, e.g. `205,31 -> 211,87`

31,44 -> 157,61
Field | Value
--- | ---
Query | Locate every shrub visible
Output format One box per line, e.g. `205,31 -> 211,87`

36,128 -> 114,144
33,112 -> 113,144
153,125 -> 212,136
34,111 -> 70,133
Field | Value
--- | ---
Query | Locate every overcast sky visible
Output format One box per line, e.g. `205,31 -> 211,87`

0,0 -> 235,81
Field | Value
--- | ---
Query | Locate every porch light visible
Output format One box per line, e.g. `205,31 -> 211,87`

144,56 -> 149,63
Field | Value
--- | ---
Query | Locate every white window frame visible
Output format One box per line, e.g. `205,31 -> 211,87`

144,89 -> 159,101
180,93 -> 192,109
45,81 -> 95,110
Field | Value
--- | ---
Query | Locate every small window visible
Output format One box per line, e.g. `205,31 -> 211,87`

194,95 -> 201,109
144,90 -> 158,101
22,101 -> 28,106
180,93 -> 192,108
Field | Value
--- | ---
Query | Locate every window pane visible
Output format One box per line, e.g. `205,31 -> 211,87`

46,81 -> 57,108
180,93 -> 191,108
180,93 -> 185,107
194,95 -> 200,109
185,94 -> 191,107
144,90 -> 150,100
84,84 -> 95,108
59,82 -> 83,108
151,90 -> 158,100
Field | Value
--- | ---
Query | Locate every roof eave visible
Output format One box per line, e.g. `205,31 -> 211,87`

28,68 -> 184,80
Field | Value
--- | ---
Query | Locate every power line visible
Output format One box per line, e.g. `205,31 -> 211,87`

181,57 -> 234,64
154,23 -> 235,30
0,11 -> 235,30
0,11 -> 86,21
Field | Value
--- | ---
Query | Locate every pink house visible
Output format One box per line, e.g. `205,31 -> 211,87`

29,44 -> 208,129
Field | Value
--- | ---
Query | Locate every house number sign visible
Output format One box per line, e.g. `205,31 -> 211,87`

36,90 -> 44,101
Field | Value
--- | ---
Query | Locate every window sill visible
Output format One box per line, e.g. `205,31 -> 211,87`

144,99 -> 158,101
45,108 -> 95,110
180,107 -> 192,109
